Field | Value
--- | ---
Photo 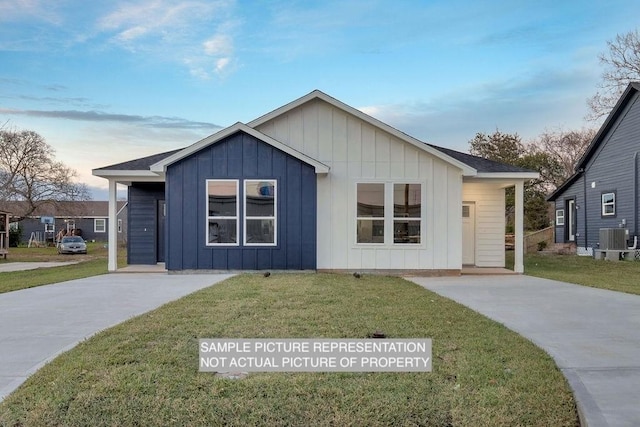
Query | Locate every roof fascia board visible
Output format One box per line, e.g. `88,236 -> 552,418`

247,90 -> 477,176
576,82 -> 640,169
473,172 -> 540,179
150,122 -> 330,174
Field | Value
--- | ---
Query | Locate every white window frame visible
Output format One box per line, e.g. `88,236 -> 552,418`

243,179 -> 277,246
94,218 -> 106,233
555,209 -> 565,226
355,181 -> 424,246
117,219 -> 122,233
601,192 -> 616,217
206,179 -> 239,246
356,182 -> 386,245
392,183 -> 422,245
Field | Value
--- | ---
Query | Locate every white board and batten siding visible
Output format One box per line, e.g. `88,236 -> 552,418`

256,98 -> 464,271
462,182 -> 506,267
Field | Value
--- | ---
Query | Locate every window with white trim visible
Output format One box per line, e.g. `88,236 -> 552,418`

555,209 -> 564,226
94,218 -> 106,233
393,183 -> 421,244
207,180 -> 239,245
356,183 -> 385,243
601,192 -> 616,216
117,219 -> 122,233
244,180 -> 276,245
356,182 -> 422,245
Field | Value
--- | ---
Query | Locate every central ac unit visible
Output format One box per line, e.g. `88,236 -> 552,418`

599,228 -> 627,250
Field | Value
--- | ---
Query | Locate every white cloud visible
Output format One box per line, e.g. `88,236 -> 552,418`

96,0 -> 239,79
203,34 -> 232,56
0,0 -> 63,24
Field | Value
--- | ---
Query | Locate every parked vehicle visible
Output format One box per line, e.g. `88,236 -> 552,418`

57,236 -> 87,255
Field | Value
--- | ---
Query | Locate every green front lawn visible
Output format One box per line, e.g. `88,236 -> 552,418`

508,251 -> 640,295
0,243 -> 126,294
0,274 -> 577,426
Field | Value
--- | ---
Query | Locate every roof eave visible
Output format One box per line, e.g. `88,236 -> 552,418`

472,172 -> 540,180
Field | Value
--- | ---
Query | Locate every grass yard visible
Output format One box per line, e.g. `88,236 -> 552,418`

0,243 -> 126,294
507,251 -> 640,295
0,274 -> 577,426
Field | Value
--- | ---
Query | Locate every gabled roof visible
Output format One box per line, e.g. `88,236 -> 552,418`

150,122 -> 330,174
94,90 -> 542,182
428,144 -> 538,176
547,81 -> 640,201
248,90 -> 478,176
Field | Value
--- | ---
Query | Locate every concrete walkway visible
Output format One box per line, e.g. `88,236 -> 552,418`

0,273 -> 234,401
409,275 -> 640,427
0,261 -> 80,272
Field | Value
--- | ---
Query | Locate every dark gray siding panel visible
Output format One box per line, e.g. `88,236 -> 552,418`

553,176 -> 585,246
128,183 -> 165,264
582,93 -> 640,247
166,131 -> 317,271
552,92 -> 640,248
17,218 -> 110,244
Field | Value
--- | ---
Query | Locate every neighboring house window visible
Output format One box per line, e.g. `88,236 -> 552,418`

357,183 -> 385,243
117,219 -> 122,233
393,183 -> 421,244
555,209 -> 565,226
601,192 -> 616,216
94,218 -> 106,233
244,180 -> 277,246
207,180 -> 239,245
356,182 -> 422,244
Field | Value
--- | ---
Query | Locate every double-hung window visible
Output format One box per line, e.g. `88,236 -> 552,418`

244,180 -> 276,245
94,218 -> 106,233
555,209 -> 565,226
356,183 -> 385,243
356,182 -> 422,245
601,192 -> 616,216
393,183 -> 421,244
207,180 -> 239,245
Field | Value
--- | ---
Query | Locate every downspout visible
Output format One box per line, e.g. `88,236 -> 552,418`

635,152 -> 638,238
581,168 -> 587,250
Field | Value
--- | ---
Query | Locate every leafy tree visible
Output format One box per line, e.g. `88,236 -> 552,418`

588,29 -> 640,120
469,130 -> 562,230
0,128 -> 90,220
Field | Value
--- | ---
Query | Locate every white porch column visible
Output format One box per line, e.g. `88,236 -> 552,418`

108,179 -> 118,272
514,180 -> 524,273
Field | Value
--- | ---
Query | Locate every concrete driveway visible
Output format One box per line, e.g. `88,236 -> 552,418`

409,275 -> 640,427
0,273 -> 234,401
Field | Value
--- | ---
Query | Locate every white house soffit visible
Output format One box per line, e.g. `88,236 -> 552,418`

247,90 -> 477,176
150,122 -> 330,174
473,172 -> 540,180
92,169 -> 163,179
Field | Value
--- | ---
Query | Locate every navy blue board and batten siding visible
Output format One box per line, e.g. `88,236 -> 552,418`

128,183 -> 165,264
165,131 -> 317,271
552,88 -> 640,247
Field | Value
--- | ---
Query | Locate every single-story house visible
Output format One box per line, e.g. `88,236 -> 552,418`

547,82 -> 640,253
93,90 -> 538,273
0,201 -> 128,245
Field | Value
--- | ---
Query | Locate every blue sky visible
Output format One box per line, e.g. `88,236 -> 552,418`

0,0 -> 638,199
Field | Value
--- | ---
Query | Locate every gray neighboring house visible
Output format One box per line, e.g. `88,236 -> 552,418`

0,201 -> 128,245
547,82 -> 640,252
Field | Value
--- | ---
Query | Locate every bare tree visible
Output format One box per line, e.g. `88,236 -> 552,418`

533,128 -> 596,187
0,128 -> 90,220
588,29 -> 640,120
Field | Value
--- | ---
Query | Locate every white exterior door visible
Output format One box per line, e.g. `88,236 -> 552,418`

462,203 -> 475,265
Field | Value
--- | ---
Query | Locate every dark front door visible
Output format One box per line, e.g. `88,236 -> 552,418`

157,200 -> 165,262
